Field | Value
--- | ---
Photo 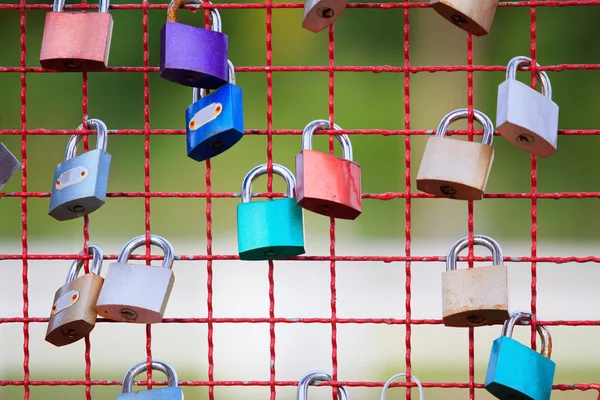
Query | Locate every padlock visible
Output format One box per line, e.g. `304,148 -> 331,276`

485,311 -> 556,400
0,142 -> 21,190
302,0 -> 348,33
160,0 -> 229,89
295,120 -> 362,220
119,360 -> 184,399
441,234 -> 509,327
381,373 -> 425,400
237,163 -> 305,261
496,56 -> 559,158
430,0 -> 498,36
416,108 -> 495,201
186,60 -> 244,162
96,234 -> 175,324
297,370 -> 350,400
40,0 -> 113,71
45,244 -> 104,347
49,119 -> 112,221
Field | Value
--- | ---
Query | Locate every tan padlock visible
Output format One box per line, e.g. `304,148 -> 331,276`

45,244 -> 104,347
430,0 -> 499,36
416,108 -> 495,201
442,234 -> 509,327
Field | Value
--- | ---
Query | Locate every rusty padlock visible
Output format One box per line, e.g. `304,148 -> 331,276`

416,108 -> 495,201
295,119 -> 362,220
45,244 -> 104,347
442,234 -> 509,327
430,0 -> 499,36
40,0 -> 113,71
302,0 -> 348,33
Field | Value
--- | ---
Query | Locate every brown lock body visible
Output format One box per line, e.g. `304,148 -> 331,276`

430,0 -> 498,36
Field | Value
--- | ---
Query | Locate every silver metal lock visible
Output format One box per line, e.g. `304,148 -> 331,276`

0,142 -> 21,190
48,118 -> 112,221
297,370 -> 350,400
96,234 -> 175,324
118,360 -> 184,399
302,0 -> 348,33
496,56 -> 559,158
381,373 -> 425,400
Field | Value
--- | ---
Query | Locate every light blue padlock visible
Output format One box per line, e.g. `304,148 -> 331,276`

485,310 -> 556,400
49,118 -> 111,221
118,360 -> 184,399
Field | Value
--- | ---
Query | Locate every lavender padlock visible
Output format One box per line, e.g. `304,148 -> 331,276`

160,0 -> 229,89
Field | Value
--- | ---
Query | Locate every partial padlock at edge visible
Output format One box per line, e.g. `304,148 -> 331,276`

430,0 -> 499,36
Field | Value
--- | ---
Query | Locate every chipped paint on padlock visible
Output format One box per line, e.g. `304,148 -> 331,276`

45,245 -> 104,347
302,0 -> 348,33
40,0 -> 113,71
186,60 -> 244,162
0,142 -> 21,190
297,370 -> 350,400
416,108 -> 495,201
430,0 -> 499,36
295,120 -> 362,220
118,360 -> 184,400
160,0 -> 229,89
485,311 -> 556,400
237,164 -> 305,261
496,56 -> 559,158
48,119 -> 111,221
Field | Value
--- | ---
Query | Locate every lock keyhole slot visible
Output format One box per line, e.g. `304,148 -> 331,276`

317,7 -> 335,19
450,13 -> 468,25
516,133 -> 535,145
264,249 -> 281,257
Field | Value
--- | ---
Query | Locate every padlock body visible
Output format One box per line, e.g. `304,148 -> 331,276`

40,12 -> 113,71
0,142 -> 20,190
485,336 -> 555,400
496,79 -> 559,158
96,263 -> 175,324
295,150 -> 362,220
160,22 -> 229,89
430,0 -> 498,36
185,83 -> 244,162
117,387 -> 184,400
302,0 -> 349,33
237,198 -> 305,261
49,149 -> 111,221
416,136 -> 494,201
441,265 -> 509,327
45,273 -> 104,347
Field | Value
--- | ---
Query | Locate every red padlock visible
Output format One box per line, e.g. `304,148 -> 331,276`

40,0 -> 113,71
295,120 -> 362,220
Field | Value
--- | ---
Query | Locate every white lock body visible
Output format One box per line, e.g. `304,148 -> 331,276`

302,0 -> 348,33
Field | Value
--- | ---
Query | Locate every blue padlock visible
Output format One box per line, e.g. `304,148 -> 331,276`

237,163 -> 305,261
485,310 -> 556,400
118,360 -> 183,399
186,59 -> 244,162
49,118 -> 111,221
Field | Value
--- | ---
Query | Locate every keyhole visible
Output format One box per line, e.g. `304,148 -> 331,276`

120,308 -> 138,321
264,249 -> 280,257
69,204 -> 86,213
517,133 -> 535,145
65,61 -> 79,69
317,7 -> 335,18
186,75 -> 196,83
61,328 -> 78,338
467,314 -> 485,325
451,14 -> 468,25
321,204 -> 331,212
440,186 -> 457,196
210,140 -> 224,150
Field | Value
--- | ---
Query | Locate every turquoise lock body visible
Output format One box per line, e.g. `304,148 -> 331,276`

237,163 -> 305,261
485,311 -> 555,400
119,360 -> 184,400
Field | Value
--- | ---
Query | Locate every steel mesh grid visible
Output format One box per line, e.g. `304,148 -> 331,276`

0,0 -> 600,399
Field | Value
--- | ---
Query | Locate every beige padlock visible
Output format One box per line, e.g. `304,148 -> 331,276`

430,0 -> 499,36
442,234 -> 509,327
416,108 -> 495,201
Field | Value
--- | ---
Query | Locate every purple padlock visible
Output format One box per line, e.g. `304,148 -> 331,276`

160,0 -> 229,89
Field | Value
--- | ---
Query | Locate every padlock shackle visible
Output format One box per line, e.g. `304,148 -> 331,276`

501,310 -> 552,359
121,360 -> 179,393
241,163 -> 296,204
301,120 -> 352,162
380,373 -> 424,400
53,0 -> 110,13
446,234 -> 503,271
167,0 -> 221,31
64,119 -> 109,162
435,108 -> 495,146
65,244 -> 104,283
297,370 -> 350,400
506,55 -> 552,100
117,234 -> 175,269
193,59 -> 236,102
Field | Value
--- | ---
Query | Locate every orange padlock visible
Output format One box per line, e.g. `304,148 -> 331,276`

295,119 -> 362,220
40,0 -> 113,71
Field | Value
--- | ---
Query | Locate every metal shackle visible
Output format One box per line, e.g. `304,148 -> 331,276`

506,55 -> 552,100
65,119 -> 109,162
65,244 -> 104,283
117,234 -> 175,270
53,0 -> 110,13
435,108 -> 495,146
241,163 -> 296,204
446,234 -> 503,272
193,59 -> 235,102
302,119 -> 352,162
167,0 -> 221,30
381,373 -> 425,400
501,310 -> 552,359
297,370 -> 350,400
121,360 -> 179,393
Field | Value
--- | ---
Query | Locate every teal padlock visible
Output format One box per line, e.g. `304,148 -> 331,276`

485,310 -> 556,400
237,163 -> 305,261
118,360 -> 183,399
